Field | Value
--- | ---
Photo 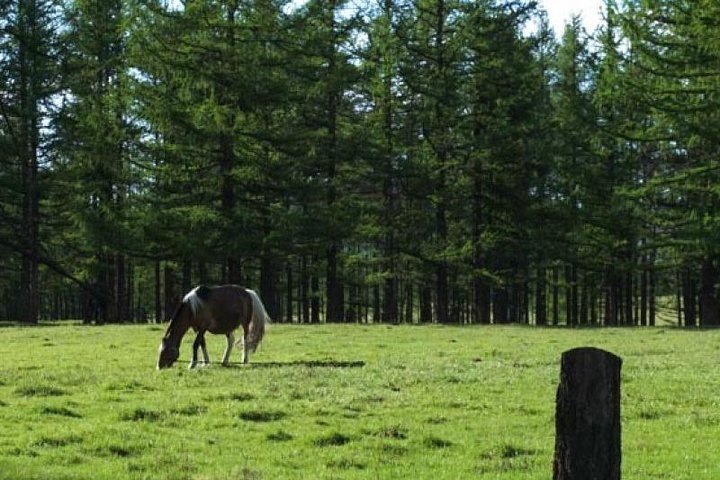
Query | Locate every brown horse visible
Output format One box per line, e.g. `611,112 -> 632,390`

157,285 -> 269,369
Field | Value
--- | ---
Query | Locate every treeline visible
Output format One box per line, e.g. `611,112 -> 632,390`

1,0 -> 719,326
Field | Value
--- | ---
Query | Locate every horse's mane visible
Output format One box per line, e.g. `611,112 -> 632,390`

165,286 -> 211,335
165,301 -> 188,334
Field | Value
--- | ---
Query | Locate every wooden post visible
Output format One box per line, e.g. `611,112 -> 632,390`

554,347 -> 622,480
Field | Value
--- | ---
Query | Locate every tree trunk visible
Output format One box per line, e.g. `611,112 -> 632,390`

115,254 -> 126,322
472,276 -> 491,324
155,261 -> 162,323
523,279 -> 530,324
103,255 -> 117,324
322,0 -> 344,324
363,276 -> 369,323
260,256 -> 278,320
420,284 -> 432,323
579,277 -> 588,325
552,265 -> 559,325
301,255 -> 309,323
311,255 -> 320,323
640,264 -> 648,327
430,0 -> 450,325
683,268 -> 696,327
536,267 -> 547,326
676,270 -> 682,326
471,168 -> 490,325
220,131 -> 241,285
326,244 -> 342,322
648,266 -> 655,327
373,283 -> 380,323
383,275 -> 398,324
377,0 -> 398,324
436,263 -> 449,323
405,282 -> 414,323
700,258 -> 720,326
219,2 -> 241,286
286,261 -> 293,323
624,271 -> 633,326
571,266 -> 579,326
605,271 -> 618,327
164,265 -> 177,322
348,282 -> 359,323
127,260 -> 134,322
492,285 -> 509,324
565,265 -> 572,326
17,0 -> 41,324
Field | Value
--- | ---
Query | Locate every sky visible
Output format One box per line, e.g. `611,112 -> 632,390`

539,0 -> 605,36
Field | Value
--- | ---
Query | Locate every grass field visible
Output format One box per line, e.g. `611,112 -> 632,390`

0,323 -> 719,479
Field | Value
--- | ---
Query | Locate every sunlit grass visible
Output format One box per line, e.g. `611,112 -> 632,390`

0,323 -> 718,479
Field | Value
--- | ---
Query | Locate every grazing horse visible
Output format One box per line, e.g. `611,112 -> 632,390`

157,285 -> 269,369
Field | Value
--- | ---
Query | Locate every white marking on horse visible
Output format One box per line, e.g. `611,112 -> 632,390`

201,343 -> 210,366
183,287 -> 204,315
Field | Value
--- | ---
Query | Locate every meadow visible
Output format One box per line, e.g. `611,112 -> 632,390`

0,323 -> 719,479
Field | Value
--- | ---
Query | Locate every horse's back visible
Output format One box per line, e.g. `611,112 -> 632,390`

203,285 -> 252,334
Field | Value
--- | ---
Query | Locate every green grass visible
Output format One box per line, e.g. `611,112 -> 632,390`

0,323 -> 719,479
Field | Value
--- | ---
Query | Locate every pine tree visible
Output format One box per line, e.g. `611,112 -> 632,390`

362,0 -> 405,323
54,0 -> 132,323
0,0 -> 61,322
621,0 -> 720,326
460,0 -> 549,324
593,1 -> 651,326
289,0 -> 362,322
399,0 -> 466,323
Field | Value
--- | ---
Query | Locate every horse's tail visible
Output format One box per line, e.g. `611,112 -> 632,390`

245,288 -> 270,352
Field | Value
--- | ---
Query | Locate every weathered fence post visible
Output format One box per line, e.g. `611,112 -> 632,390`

553,347 -> 622,480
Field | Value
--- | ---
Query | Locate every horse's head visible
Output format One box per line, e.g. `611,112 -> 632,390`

157,301 -> 192,369
157,338 -> 180,369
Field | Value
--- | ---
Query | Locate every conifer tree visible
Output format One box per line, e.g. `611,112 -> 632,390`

363,0 -> 405,323
399,0 -> 465,323
445,0 -> 550,324
621,0 -> 720,325
55,0 -> 132,322
289,0 -> 362,322
0,0 -> 60,322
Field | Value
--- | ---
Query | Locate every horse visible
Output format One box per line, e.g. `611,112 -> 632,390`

157,285 -> 270,369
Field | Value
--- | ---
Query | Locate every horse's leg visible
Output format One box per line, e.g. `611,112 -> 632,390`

242,324 -> 249,364
221,332 -> 235,367
190,331 -> 205,369
200,335 -> 210,366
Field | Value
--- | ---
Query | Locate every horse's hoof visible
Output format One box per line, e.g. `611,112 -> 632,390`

188,363 -> 197,370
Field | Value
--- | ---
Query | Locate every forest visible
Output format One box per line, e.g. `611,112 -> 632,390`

1,0 -> 719,326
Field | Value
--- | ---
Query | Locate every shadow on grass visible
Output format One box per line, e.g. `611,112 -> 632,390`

0,322 -> 71,328
248,360 -> 365,369
238,410 -> 286,422
178,359 -> 365,368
